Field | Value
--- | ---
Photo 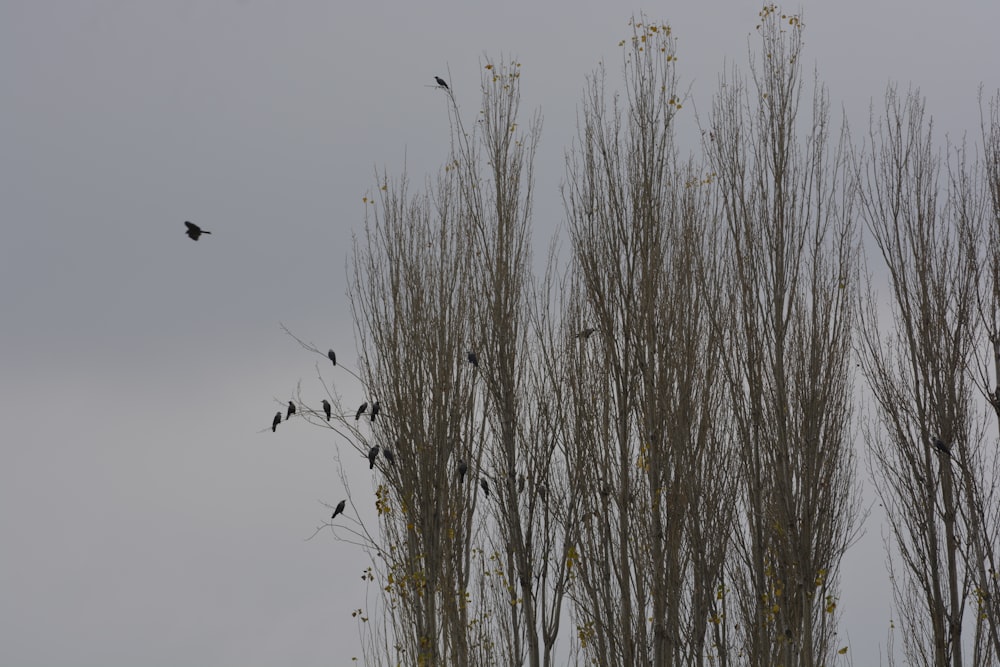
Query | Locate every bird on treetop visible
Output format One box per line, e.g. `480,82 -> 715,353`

368,445 -> 380,469
383,448 -> 395,465
272,412 -> 281,432
286,401 -> 296,420
932,436 -> 952,457
331,499 -> 346,519
328,349 -> 337,366
371,401 -> 381,422
184,221 -> 211,241
322,399 -> 331,422
435,76 -> 449,89
355,402 -> 368,420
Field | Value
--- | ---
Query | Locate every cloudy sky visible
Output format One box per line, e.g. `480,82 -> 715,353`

2,1 -> 997,665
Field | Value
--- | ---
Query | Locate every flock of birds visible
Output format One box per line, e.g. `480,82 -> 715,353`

181,78 -> 473,527
182,69 -> 958,527
267,346 -> 486,522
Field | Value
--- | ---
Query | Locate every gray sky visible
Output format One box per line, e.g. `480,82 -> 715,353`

2,1 -> 997,665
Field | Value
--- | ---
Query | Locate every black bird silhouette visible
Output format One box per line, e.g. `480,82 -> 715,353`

322,399 -> 331,421
458,460 -> 468,483
368,445 -> 380,469
286,401 -> 296,420
480,478 -> 490,498
371,401 -> 381,422
328,349 -> 337,366
435,76 -> 449,89
467,352 -> 478,367
331,499 -> 346,520
272,412 -> 281,432
576,327 -> 598,339
383,448 -> 395,465
184,221 -> 211,241
355,402 -> 368,420
932,437 -> 952,457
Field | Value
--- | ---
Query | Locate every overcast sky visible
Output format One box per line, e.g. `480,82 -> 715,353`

2,1 -> 998,665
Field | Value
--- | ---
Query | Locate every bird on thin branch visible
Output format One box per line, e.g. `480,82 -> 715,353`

331,499 -> 346,520
371,401 -> 381,422
272,412 -> 281,432
457,460 -> 468,484
328,349 -> 337,366
368,445 -> 380,469
286,401 -> 296,420
434,76 -> 449,89
355,402 -> 368,421
322,399 -> 331,421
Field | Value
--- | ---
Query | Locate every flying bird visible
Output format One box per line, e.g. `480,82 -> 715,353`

435,76 -> 449,89
184,221 -> 211,241
322,399 -> 331,421
355,402 -> 368,420
286,401 -> 296,420
272,412 -> 281,432
480,478 -> 490,498
328,349 -> 337,366
368,445 -> 380,469
467,352 -> 479,367
331,499 -> 346,520
371,401 -> 381,422
458,460 -> 468,483
383,448 -> 395,465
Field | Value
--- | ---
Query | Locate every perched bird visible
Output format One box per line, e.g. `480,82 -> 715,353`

434,76 -> 449,89
286,401 -> 296,420
328,349 -> 337,366
371,401 -> 381,422
368,445 -> 380,469
458,460 -> 468,483
184,221 -> 211,241
331,499 -> 346,520
383,448 -> 395,465
932,437 -> 952,456
576,327 -> 598,339
480,478 -> 490,498
355,402 -> 368,420
322,399 -> 331,422
272,412 -> 281,432
467,351 -> 479,367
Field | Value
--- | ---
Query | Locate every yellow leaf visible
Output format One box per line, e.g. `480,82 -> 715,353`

838,646 -> 848,655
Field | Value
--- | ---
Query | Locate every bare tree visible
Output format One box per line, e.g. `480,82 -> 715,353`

706,6 -> 862,665
320,54 -> 570,667
855,86 -> 995,667
967,91 -> 1000,661
345,167 -> 491,665
448,58 -> 575,667
563,17 -> 735,666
